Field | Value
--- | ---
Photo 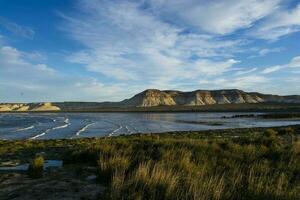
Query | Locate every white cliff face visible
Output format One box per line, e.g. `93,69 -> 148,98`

122,89 -> 300,107
131,89 -> 176,107
1,89 -> 300,111
31,103 -> 60,111
0,103 -> 60,112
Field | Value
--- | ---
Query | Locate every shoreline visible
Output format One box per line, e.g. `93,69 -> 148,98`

0,125 -> 299,199
1,124 -> 299,142
1,103 -> 300,113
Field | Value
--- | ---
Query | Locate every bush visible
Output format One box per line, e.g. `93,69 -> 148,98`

28,155 -> 44,178
109,162 -> 179,200
262,129 -> 283,148
97,153 -> 130,184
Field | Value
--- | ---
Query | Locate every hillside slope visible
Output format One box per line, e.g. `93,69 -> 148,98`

1,89 -> 300,111
121,89 -> 300,107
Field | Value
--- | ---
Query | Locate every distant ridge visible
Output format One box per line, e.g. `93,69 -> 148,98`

121,89 -> 300,107
1,89 -> 300,112
0,102 -> 60,112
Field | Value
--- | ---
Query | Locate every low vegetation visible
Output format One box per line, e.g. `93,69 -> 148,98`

0,126 -> 299,199
28,155 -> 44,178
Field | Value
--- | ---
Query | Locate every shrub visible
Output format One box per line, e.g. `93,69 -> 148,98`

97,153 -> 130,184
262,129 -> 283,148
110,162 -> 179,200
28,155 -> 44,178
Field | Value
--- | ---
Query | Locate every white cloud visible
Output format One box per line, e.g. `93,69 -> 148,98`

1,0 -> 299,102
148,0 -> 280,34
289,56 -> 300,68
187,59 -> 238,77
234,67 -> 257,75
261,55 -> 300,74
261,65 -> 284,74
251,4 -> 300,40
0,16 -> 35,38
0,46 -> 125,102
62,0 -> 243,89
258,47 -> 284,56
199,75 -> 269,91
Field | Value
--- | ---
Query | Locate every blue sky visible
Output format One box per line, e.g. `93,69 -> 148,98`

1,0 -> 300,102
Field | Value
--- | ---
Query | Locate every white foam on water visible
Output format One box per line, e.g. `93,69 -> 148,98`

30,118 -> 71,139
125,125 -> 133,134
15,125 -> 35,131
30,128 -> 51,139
52,123 -> 70,130
64,118 -> 69,124
52,118 -> 71,130
109,125 -> 122,137
75,122 -> 95,136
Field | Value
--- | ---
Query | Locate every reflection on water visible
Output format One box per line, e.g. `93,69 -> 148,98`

0,112 -> 299,140
0,160 -> 63,171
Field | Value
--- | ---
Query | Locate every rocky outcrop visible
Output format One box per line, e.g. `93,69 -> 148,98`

31,103 -> 60,111
121,89 -> 300,107
0,103 -> 60,112
122,89 -> 176,107
1,89 -> 300,111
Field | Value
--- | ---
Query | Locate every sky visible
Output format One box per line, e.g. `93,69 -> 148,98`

0,0 -> 300,102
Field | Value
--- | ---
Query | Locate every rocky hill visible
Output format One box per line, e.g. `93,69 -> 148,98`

1,89 -> 300,111
121,89 -> 300,107
0,103 -> 60,112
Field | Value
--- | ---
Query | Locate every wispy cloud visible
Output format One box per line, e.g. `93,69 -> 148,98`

0,0 -> 299,103
62,0 -> 243,89
258,47 -> 284,56
199,75 -> 269,91
0,46 -> 126,102
262,65 -> 284,74
0,16 -> 35,38
250,3 -> 300,40
289,56 -> 300,68
147,0 -> 281,35
261,55 -> 300,74
234,67 -> 257,75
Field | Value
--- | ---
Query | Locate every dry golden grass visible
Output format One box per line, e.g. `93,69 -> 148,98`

1,126 -> 299,199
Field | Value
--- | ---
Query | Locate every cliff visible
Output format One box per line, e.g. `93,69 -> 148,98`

1,89 -> 300,111
121,89 -> 300,107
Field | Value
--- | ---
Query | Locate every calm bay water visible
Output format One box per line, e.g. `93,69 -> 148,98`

0,112 -> 299,140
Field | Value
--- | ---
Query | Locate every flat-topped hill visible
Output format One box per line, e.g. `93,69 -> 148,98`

1,89 -> 300,112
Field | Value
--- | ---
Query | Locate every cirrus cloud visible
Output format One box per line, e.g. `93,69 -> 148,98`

62,0 -> 243,88
0,46 -> 126,102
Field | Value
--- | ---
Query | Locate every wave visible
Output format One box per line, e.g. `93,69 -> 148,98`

52,118 -> 71,130
30,128 -> 51,140
52,123 -> 70,130
64,118 -> 69,124
75,122 -> 95,136
125,126 -> 133,134
30,118 -> 71,139
109,125 -> 122,137
16,125 -> 35,132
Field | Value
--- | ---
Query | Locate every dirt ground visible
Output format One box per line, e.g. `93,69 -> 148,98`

0,167 -> 105,200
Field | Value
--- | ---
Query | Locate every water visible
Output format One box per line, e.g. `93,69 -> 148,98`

0,160 -> 63,171
0,112 -> 299,140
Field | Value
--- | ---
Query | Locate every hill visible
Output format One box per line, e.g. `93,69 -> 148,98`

121,89 -> 300,107
1,89 -> 300,112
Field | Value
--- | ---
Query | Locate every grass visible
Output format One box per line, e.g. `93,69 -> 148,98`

0,126 -> 299,199
28,155 -> 44,178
